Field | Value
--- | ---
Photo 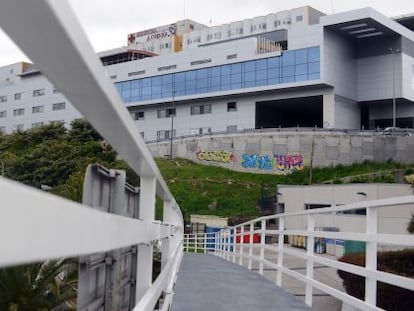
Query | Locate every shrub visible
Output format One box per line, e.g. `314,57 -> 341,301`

337,249 -> 414,310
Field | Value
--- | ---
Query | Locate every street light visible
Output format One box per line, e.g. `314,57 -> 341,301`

390,47 -> 400,128
169,77 -> 176,160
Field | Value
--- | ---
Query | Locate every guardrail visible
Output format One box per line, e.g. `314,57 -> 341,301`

183,233 -> 218,253
207,196 -> 414,311
0,1 -> 184,310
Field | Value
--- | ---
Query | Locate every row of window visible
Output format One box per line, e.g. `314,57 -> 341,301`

155,125 -> 238,140
132,102 -> 237,121
0,88 -> 59,103
115,47 -> 320,104
0,102 -> 65,118
0,120 -> 65,134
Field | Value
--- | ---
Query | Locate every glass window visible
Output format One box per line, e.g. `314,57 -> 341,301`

295,64 -> 308,75
256,69 -> 267,81
152,76 -> 161,86
282,76 -> 295,83
308,73 -> 320,80
134,111 -> 145,120
244,61 -> 255,72
296,15 -> 303,22
256,59 -> 267,70
231,63 -> 242,74
33,89 -> 45,97
0,110 -> 6,118
162,74 -> 173,84
13,108 -> 24,116
295,74 -> 308,82
211,66 -> 221,77
308,62 -> 320,74
227,102 -> 237,111
295,49 -> 308,64
221,65 -> 231,75
282,66 -> 295,77
197,68 -> 209,79
268,57 -> 280,68
52,102 -> 65,111
268,68 -> 280,79
0,96 -> 7,103
14,93 -> 22,100
244,71 -> 255,82
282,51 -> 295,66
308,47 -> 320,62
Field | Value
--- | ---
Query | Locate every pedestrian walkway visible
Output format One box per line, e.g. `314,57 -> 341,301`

171,253 -> 312,311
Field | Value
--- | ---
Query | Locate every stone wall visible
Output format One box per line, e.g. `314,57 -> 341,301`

148,131 -> 414,174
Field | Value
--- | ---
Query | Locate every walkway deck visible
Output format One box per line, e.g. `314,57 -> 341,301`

171,253 -> 312,311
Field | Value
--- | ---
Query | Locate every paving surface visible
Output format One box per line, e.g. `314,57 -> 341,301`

171,253 -> 312,311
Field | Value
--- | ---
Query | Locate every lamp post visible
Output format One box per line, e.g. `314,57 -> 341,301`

390,48 -> 400,128
169,77 -> 176,160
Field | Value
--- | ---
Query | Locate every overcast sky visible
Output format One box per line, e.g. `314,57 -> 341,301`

1,0 -> 414,66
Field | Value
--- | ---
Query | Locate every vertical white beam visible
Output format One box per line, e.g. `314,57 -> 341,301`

323,92 -> 335,128
259,219 -> 266,275
136,176 -> 156,302
276,218 -> 284,286
365,207 -> 378,306
232,228 -> 237,263
305,214 -> 315,306
248,223 -> 254,270
161,200 -> 173,269
239,226 -> 244,266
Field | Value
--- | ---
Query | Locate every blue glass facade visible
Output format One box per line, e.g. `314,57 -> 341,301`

115,46 -> 320,103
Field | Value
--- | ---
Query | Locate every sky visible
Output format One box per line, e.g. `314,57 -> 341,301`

1,0 -> 414,66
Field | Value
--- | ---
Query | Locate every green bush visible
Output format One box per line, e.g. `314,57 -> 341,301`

337,249 -> 414,310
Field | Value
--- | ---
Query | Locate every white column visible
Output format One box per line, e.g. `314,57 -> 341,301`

365,207 -> 378,306
135,176 -> 156,303
323,92 -> 335,128
305,214 -> 315,306
239,225 -> 244,266
276,218 -> 284,286
161,200 -> 173,269
259,219 -> 266,275
248,223 -> 254,270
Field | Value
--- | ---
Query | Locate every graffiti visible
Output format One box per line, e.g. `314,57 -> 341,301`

196,150 -> 235,163
241,154 -> 275,170
275,154 -> 304,172
241,154 -> 304,173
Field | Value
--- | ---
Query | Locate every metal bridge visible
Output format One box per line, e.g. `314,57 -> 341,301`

0,1 -> 413,310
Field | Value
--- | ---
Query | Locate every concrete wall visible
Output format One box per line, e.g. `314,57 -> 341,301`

148,130 -> 414,174
278,184 -> 413,235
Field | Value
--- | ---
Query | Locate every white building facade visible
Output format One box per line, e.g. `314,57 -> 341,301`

1,6 -> 414,140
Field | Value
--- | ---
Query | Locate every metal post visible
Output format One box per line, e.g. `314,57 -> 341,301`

239,225 -> 244,266
365,207 -> 378,306
390,48 -> 400,128
232,228 -> 237,263
195,232 -> 198,253
170,114 -> 174,160
248,223 -> 254,270
135,176 -> 156,303
204,233 -> 207,254
259,219 -> 266,275
276,218 -> 284,286
305,214 -> 315,307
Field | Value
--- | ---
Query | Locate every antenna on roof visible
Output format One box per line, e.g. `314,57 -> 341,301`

209,17 -> 212,25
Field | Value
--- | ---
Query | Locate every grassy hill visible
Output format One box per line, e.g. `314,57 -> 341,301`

156,158 -> 413,222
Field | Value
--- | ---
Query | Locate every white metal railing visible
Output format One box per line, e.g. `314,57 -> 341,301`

207,196 -> 414,311
0,1 -> 183,311
183,232 -> 218,253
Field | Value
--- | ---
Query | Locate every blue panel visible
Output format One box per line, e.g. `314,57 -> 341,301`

175,72 -> 185,82
211,66 -> 221,77
256,59 -> 267,70
142,78 -> 151,87
231,83 -> 242,89
221,64 -> 231,75
295,49 -> 308,64
282,76 -> 295,83
211,76 -> 221,87
308,73 -> 320,80
231,63 -> 242,74
244,81 -> 255,88
282,51 -> 295,66
244,71 -> 255,82
197,78 -> 208,89
255,79 -> 267,87
231,73 -> 242,84
308,62 -> 320,74
295,74 -> 308,82
268,77 -> 280,84
152,76 -> 161,86
197,68 -> 209,79
244,61 -> 255,72
221,75 -> 231,85
282,66 -> 295,77
122,81 -> 131,91
256,69 -> 267,81
308,47 -> 320,62
268,57 -> 280,68
295,63 -> 307,75
162,74 -> 172,84
268,68 -> 280,79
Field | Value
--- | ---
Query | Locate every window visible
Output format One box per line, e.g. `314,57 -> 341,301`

0,111 -> 6,118
227,102 -> 237,112
14,124 -> 24,131
53,88 -> 59,94
13,108 -> 24,116
158,65 -> 177,72
128,70 -> 145,77
214,32 -> 221,39
52,102 -> 65,111
227,54 -> 237,60
275,20 -> 281,27
32,122 -> 44,128
32,105 -> 44,113
157,108 -> 175,118
110,75 -> 117,79
296,15 -> 303,22
157,129 -> 176,140
33,89 -> 45,97
134,111 -> 145,120
14,92 -> 23,100
140,132 -> 145,138
0,96 -> 7,103
283,18 -> 291,25
191,59 -> 211,66
305,204 -> 331,210
227,125 -> 237,132
207,34 -> 213,41
191,104 -> 211,115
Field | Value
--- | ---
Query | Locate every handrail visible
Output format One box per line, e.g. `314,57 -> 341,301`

0,1 -> 184,310
208,196 -> 414,311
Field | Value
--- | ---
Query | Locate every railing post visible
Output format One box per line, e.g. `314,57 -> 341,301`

365,206 -> 378,306
226,229 -> 231,261
248,223 -> 254,270
204,233 -> 207,254
259,219 -> 266,275
136,176 -> 156,303
161,200 -> 173,269
185,234 -> 189,253
214,232 -> 218,255
239,225 -> 244,266
232,228 -> 237,263
305,214 -> 315,307
195,232 -> 198,253
276,217 -> 284,286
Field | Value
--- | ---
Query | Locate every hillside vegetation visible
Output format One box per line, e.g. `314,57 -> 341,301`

1,121 -> 412,223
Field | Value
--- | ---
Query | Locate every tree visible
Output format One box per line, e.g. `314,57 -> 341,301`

0,259 -> 77,311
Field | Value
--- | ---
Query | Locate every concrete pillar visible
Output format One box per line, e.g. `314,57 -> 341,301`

323,92 -> 335,128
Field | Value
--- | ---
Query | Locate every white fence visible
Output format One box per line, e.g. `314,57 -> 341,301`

185,197 -> 414,311
0,1 -> 184,310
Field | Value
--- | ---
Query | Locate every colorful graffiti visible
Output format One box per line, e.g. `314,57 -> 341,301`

241,154 -> 304,173
196,150 -> 235,163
